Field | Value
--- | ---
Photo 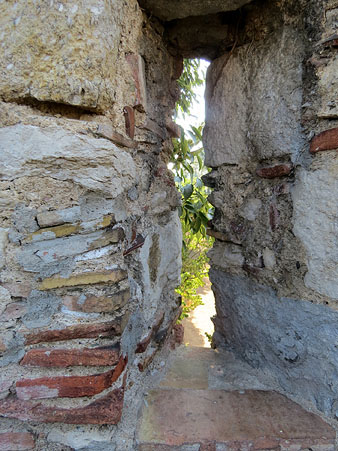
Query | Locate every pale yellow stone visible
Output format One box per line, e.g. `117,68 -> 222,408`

39,270 -> 128,290
24,215 -> 114,243
0,1 -> 122,111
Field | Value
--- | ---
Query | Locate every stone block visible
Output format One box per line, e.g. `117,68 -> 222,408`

0,228 -> 8,269
292,162 -> 338,298
25,320 -> 123,345
0,388 -> 124,424
20,346 -> 120,368
63,288 -> 130,313
22,290 -> 60,329
0,432 -> 35,450
19,227 -> 124,273
2,302 -> 27,321
2,283 -> 32,298
0,379 -> 12,399
0,1 -> 122,111
207,242 -> 244,269
36,207 -> 81,228
204,28 -> 304,166
0,286 -> 11,316
16,356 -> 127,400
138,0 -> 253,21
0,125 -> 137,196
39,269 -> 128,290
317,55 -> 338,119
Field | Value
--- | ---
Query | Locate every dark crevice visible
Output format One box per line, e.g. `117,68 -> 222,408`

2,97 -> 99,119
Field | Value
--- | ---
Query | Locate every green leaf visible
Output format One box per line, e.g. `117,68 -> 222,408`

183,184 -> 193,200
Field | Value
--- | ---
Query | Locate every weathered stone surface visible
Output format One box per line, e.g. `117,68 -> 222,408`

96,123 -> 136,148
1,283 -> 32,298
2,302 -> 27,321
16,356 -> 127,400
256,163 -> 293,179
317,55 -> 338,119
21,346 -> 120,368
0,1 -> 122,111
310,127 -> 338,153
0,227 -> 8,269
25,320 -> 122,345
0,432 -> 35,450
39,269 -> 128,290
36,206 -> 81,228
0,286 -> 11,315
0,388 -> 124,424
292,161 -> 338,298
138,0 -> 253,21
18,228 -> 123,274
136,312 -> 165,353
47,429 -> 115,451
207,242 -> 244,270
22,290 -> 60,329
210,269 -> 338,416
63,289 -> 130,313
204,28 -> 305,167
0,125 -> 137,195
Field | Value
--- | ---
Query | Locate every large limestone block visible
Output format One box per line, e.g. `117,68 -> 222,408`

138,0 -> 253,21
292,156 -> 338,299
204,28 -> 305,167
0,1 -> 122,111
0,124 -> 137,196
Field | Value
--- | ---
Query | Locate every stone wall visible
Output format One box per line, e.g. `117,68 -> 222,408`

1,0 -> 338,447
204,0 -> 338,419
0,1 -> 183,449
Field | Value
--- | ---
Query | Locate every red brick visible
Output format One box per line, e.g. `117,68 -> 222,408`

0,388 -> 124,424
256,163 -> 292,179
123,234 -> 145,256
310,127 -> 338,153
269,203 -> 280,231
20,346 -> 120,368
126,54 -> 147,112
123,106 -> 135,139
24,320 -> 122,345
16,355 -> 127,400
0,432 -> 35,450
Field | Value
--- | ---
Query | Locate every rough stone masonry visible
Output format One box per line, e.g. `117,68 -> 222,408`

0,0 -> 337,449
